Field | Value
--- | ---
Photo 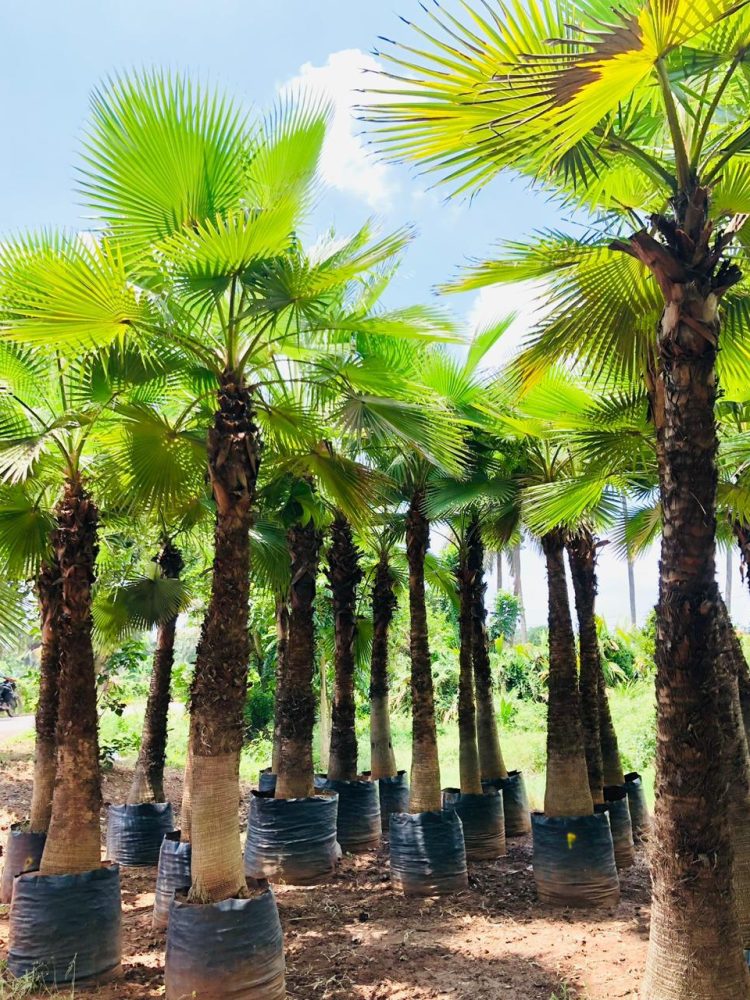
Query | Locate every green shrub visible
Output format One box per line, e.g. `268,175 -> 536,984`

489,590 -> 521,642
244,672 -> 275,738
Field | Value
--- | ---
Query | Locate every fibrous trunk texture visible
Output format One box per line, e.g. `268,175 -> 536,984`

188,373 -> 258,903
29,559 -> 62,834
275,517 -> 322,800
716,599 -> 750,952
456,543 -> 482,795
622,191 -> 750,998
319,657 -> 331,773
40,479 -> 102,875
369,552 -> 398,780
180,751 -> 192,843
469,522 -> 507,782
326,514 -> 362,782
406,489 -> 441,813
128,540 -> 184,805
733,521 -> 750,740
566,529 -> 605,805
598,676 -> 625,788
541,531 -> 593,819
271,597 -> 289,775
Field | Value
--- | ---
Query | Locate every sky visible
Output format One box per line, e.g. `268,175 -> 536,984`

2,0 -> 748,628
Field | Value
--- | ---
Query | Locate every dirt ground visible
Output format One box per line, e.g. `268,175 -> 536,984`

0,747 -> 649,999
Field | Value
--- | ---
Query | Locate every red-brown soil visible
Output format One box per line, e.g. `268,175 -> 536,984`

0,748 -> 649,999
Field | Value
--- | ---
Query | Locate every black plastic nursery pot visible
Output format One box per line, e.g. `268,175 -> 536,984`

602,786 -> 635,869
531,811 -> 620,908
322,778 -> 381,852
0,824 -> 46,904
153,830 -> 192,931
362,771 -> 410,833
623,771 -> 651,843
389,809 -> 469,897
165,883 -> 285,1000
483,770 -> 532,837
244,790 -> 339,885
442,787 -> 506,861
106,801 -> 175,867
8,862 -> 122,984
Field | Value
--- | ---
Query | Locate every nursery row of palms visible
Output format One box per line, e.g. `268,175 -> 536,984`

7,0 -> 750,996
0,65 -> 650,995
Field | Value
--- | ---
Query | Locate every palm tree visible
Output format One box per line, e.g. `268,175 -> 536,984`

0,289 -> 162,880
367,533 -> 400,780
325,512 -> 363,781
0,479 -> 58,836
275,484 -> 324,800
368,5 -> 750,987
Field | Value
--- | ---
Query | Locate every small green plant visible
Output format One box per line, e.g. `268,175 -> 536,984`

550,986 -> 581,1000
488,590 -> 521,642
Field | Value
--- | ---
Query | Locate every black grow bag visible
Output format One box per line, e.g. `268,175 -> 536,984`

483,770 -> 532,837
322,778 -> 381,852
442,788 -> 506,861
602,786 -> 635,869
624,772 -> 651,842
244,791 -> 339,885
532,811 -> 619,908
153,830 -> 192,931
8,863 -> 122,983
389,809 -> 468,896
106,801 -> 174,867
165,884 -> 285,1000
362,771 -> 410,833
1,824 -> 46,904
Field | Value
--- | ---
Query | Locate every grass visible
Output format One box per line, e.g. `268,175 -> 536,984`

0,962 -> 77,999
88,678 -> 656,809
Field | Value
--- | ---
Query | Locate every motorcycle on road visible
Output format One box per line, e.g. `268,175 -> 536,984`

0,677 -> 21,717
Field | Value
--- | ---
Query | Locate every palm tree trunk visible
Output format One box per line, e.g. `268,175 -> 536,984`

621,495 -> 637,625
275,518 -> 322,800
632,207 -> 750,995
457,543 -> 482,795
326,514 -> 362,782
188,373 -> 258,904
128,540 -> 184,805
469,521 -> 507,782
566,529 -> 605,805
716,599 -> 750,951
370,552 -> 398,780
541,530 -> 593,819
40,479 -> 102,875
726,545 -> 734,617
319,655 -> 330,773
271,597 -> 289,775
406,489 -> 441,813
29,559 -> 62,834
180,751 -> 192,842
598,676 -> 625,788
510,542 -> 527,642
496,550 -> 503,591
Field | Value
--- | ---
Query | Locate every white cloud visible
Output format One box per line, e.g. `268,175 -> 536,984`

281,49 -> 397,211
466,279 -> 548,370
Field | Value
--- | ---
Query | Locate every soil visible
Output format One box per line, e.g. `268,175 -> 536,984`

0,747 -> 649,999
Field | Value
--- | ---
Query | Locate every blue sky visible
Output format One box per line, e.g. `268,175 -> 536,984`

2,0 -> 746,627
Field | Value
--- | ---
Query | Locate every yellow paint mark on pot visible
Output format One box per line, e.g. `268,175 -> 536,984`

567,832 -> 577,850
